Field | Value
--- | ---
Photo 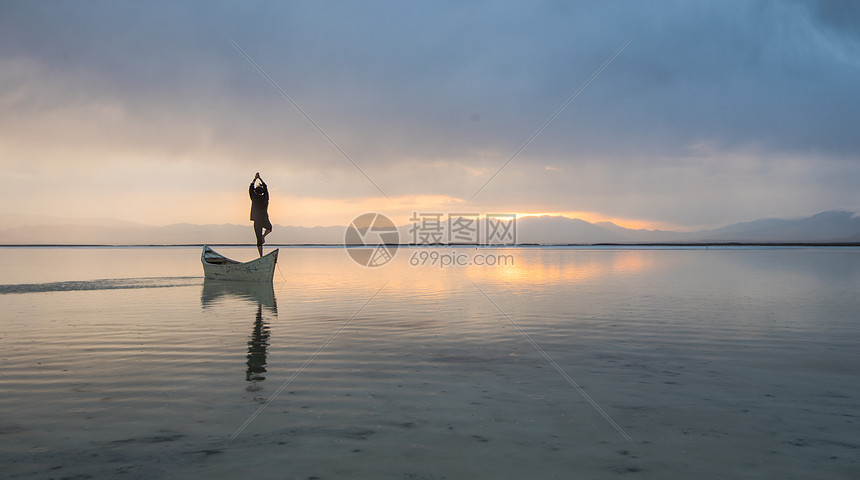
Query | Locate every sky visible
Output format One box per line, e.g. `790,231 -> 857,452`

1,0 -> 859,231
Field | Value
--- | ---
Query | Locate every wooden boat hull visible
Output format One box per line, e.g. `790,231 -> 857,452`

201,246 -> 278,282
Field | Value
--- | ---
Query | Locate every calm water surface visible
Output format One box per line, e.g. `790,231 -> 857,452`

0,246 -> 858,479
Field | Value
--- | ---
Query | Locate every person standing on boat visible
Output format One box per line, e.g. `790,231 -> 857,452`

250,172 -> 272,257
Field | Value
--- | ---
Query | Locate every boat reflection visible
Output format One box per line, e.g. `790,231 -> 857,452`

201,279 -> 277,314
201,280 -> 277,388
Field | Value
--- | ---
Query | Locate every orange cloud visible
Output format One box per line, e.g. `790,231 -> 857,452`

514,211 -> 657,230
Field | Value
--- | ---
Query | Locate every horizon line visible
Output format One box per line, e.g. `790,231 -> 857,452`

2,242 -> 859,248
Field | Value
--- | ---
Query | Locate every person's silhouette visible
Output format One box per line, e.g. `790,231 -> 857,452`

249,172 -> 272,257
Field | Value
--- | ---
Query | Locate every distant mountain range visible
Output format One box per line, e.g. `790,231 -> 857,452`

517,210 -> 860,244
1,211 -> 858,245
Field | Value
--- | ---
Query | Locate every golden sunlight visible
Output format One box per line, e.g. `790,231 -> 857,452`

268,194 -> 469,227
465,248 -> 656,286
514,211 -> 656,230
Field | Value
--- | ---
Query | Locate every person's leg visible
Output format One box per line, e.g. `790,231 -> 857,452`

262,221 -> 272,241
254,222 -> 264,257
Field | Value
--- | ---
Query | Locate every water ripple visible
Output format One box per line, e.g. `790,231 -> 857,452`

0,276 -> 201,294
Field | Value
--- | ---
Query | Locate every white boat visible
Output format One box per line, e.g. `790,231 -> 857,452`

201,246 -> 279,282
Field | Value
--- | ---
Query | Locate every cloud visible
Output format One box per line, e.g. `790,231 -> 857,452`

1,0 -> 859,228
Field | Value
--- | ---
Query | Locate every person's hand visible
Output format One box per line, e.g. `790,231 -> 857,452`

254,172 -> 260,179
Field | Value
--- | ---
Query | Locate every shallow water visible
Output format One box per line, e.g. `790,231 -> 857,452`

0,246 -> 858,479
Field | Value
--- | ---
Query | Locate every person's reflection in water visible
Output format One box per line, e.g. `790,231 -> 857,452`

246,303 -> 271,390
200,279 -> 276,393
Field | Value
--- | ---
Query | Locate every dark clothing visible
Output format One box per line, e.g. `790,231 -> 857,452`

253,219 -> 273,246
249,181 -> 269,222
250,181 -> 271,247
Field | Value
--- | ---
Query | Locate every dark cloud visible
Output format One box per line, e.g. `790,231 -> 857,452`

810,0 -> 860,37
1,0 -> 858,227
